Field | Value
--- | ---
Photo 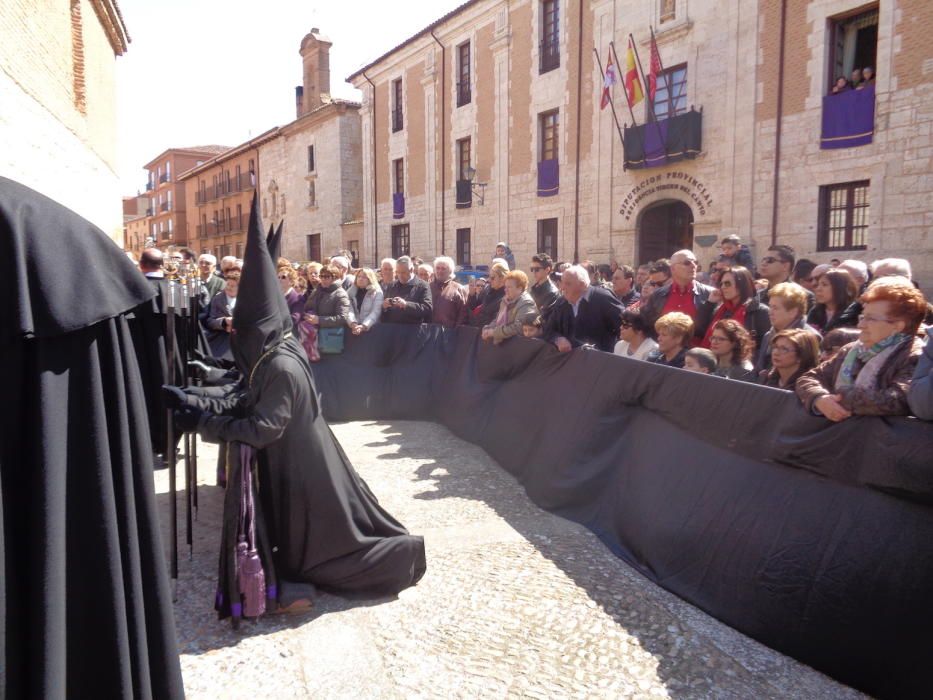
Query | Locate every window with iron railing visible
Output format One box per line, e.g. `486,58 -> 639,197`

540,0 -> 560,73
457,42 -> 471,106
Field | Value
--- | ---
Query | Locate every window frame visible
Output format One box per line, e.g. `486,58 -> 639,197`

539,110 -> 559,162
457,137 -> 472,181
457,41 -> 471,106
307,145 -> 316,173
817,180 -> 870,252
537,218 -> 558,260
393,158 -> 405,195
540,0 -> 560,73
456,227 -> 471,266
391,78 -> 403,132
391,224 -> 410,258
650,63 -> 688,121
826,5 -> 879,95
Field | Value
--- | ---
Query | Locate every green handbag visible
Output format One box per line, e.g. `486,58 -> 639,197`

317,327 -> 345,354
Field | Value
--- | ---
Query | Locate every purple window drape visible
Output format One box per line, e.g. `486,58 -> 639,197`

537,159 -> 559,197
392,192 -> 405,219
821,83 -> 875,149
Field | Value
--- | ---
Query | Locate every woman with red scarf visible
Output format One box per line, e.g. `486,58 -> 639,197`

696,266 -> 770,350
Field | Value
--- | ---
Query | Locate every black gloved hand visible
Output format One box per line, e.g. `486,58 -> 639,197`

173,406 -> 205,433
161,385 -> 190,410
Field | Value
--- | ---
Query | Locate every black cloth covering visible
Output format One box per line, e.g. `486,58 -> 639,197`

310,322 -> 933,699
189,196 -> 425,611
0,178 -> 184,698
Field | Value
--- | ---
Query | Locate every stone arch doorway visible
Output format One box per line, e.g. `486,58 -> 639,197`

637,200 -> 694,264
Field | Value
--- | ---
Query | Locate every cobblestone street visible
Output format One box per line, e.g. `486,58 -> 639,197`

155,421 -> 861,699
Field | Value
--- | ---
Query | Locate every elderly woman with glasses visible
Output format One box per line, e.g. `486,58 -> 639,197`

755,281 -> 821,372
697,266 -> 770,350
797,278 -> 928,420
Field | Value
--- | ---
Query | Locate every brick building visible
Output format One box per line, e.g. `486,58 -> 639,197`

347,0 -> 933,290
179,134 -> 273,259
0,0 -> 129,241
258,29 -> 364,263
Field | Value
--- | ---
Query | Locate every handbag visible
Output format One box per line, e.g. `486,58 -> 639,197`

297,319 -> 321,362
236,444 -> 266,618
317,326 -> 345,354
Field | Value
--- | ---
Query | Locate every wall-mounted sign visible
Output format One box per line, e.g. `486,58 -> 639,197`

620,171 -> 714,221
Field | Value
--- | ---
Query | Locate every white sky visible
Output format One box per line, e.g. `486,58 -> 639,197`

115,0 -> 464,194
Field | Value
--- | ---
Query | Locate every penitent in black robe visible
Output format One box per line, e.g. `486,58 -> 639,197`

0,177 -> 184,698
189,197 -> 425,612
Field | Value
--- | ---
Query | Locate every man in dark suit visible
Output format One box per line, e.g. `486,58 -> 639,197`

544,265 -> 624,352
382,255 -> 433,323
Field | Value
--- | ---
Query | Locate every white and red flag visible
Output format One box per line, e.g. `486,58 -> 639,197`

600,51 -> 617,111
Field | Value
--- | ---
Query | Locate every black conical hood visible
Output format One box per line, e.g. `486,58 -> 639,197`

269,221 -> 284,262
230,193 -> 292,375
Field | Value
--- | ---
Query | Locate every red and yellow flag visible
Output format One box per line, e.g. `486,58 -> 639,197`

624,38 -> 644,106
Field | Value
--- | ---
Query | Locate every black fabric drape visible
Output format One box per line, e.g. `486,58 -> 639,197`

310,323 -> 933,699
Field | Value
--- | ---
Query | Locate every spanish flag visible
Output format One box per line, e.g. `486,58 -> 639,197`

624,38 -> 644,106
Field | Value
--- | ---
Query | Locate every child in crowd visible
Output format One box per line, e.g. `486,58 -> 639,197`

684,348 -> 718,374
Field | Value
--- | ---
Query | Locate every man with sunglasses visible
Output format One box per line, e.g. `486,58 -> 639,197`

757,245 -> 814,312
641,250 -> 713,337
529,253 -> 560,318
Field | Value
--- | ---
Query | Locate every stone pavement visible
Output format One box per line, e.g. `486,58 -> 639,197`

154,421 -> 862,699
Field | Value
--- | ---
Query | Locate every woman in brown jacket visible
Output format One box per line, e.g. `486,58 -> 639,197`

796,278 -> 927,420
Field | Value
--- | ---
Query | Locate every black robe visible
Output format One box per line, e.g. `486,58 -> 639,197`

0,177 -> 184,698
188,195 -> 425,615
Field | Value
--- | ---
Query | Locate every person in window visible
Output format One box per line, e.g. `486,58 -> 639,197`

807,268 -> 859,334
648,312 -> 694,368
697,266 -> 770,350
303,264 -> 352,330
796,278 -> 927,420
858,66 -> 874,87
349,268 -> 384,335
481,270 -> 537,345
684,348 -> 718,375
831,76 -> 851,94
849,68 -> 862,89
708,319 -> 757,381
614,309 -> 658,360
760,328 -> 820,391
756,281 -> 821,372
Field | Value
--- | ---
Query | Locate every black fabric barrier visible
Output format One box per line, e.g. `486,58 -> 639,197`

311,323 -> 933,698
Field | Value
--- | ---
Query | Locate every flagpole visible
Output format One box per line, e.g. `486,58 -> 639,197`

593,48 -> 625,148
649,26 -> 675,108
609,41 -> 638,127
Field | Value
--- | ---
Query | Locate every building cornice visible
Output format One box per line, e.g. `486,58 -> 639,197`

89,0 -> 130,56
176,130 -> 280,181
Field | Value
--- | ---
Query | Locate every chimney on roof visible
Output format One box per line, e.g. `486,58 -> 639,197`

298,27 -> 332,115
295,86 -> 304,118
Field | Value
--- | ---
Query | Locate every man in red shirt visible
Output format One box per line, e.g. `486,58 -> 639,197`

641,249 -> 713,340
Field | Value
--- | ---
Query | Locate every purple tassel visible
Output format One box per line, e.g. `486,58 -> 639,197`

235,444 -> 266,618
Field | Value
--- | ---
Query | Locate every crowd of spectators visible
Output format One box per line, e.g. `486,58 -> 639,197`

142,233 -> 933,422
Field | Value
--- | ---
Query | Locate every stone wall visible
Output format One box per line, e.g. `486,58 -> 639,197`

0,0 -> 124,240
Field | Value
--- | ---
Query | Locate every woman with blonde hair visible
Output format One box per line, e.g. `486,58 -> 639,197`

349,267 -> 384,335
648,312 -> 694,368
756,281 -> 821,372
481,270 -> 537,344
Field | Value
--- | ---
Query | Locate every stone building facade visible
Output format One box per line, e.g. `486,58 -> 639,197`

257,29 -> 364,263
0,0 -> 129,240
347,0 -> 932,291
